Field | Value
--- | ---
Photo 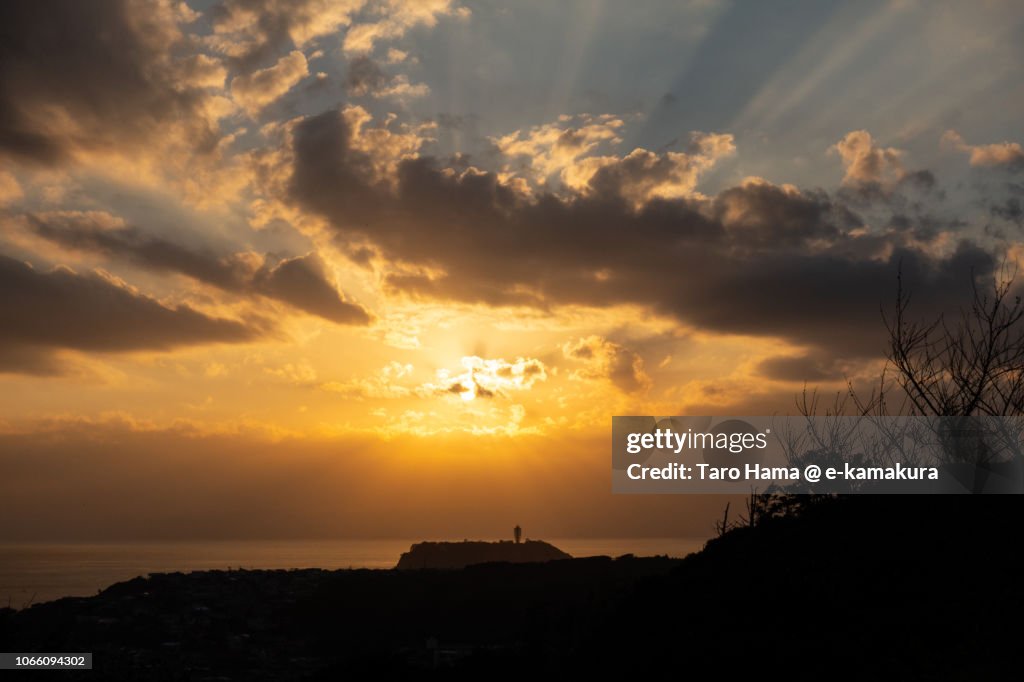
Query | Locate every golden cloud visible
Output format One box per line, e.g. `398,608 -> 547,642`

943,129 -> 1024,169
421,356 -> 548,401
231,50 -> 310,117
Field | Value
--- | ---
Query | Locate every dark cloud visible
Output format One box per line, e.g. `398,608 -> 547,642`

709,182 -> 856,247
885,213 -> 952,240
254,253 -> 371,324
345,57 -> 389,97
439,380 -> 496,399
0,0 -> 218,164
900,169 -> 937,192
756,353 -> 845,382
834,171 -> 955,263
288,108 -> 998,366
28,214 -> 372,325
991,196 -> 1022,228
445,382 -> 467,395
342,56 -> 424,99
0,254 -> 259,374
837,168 -> 942,207
29,216 -> 250,288
0,344 -> 66,377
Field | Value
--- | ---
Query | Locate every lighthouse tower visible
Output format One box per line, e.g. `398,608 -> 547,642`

514,524 -> 522,544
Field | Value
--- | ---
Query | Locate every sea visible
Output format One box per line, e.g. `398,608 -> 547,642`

0,537 -> 705,608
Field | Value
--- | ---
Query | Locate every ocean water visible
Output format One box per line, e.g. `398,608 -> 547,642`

0,537 -> 705,608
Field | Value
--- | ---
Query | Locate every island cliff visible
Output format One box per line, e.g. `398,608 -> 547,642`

396,539 -> 571,569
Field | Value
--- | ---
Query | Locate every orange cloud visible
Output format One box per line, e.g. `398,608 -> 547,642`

209,0 -> 364,56
492,115 -> 626,182
231,50 -> 309,116
0,168 -> 23,206
832,130 -> 904,186
565,133 -> 735,205
321,361 -> 415,399
564,336 -> 651,394
942,130 -> 1024,169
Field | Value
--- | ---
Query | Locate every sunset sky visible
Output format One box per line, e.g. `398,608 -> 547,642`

1,0 -> 1022,541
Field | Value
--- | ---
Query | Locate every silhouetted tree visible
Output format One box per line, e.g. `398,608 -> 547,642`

862,265 -> 1024,418
755,265 -> 1024,514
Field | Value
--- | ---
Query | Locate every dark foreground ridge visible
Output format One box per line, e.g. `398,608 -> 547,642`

395,539 -> 571,569
0,555 -> 680,680
2,498 -> 1021,679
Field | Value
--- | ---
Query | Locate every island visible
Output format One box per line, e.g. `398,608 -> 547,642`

396,539 -> 571,569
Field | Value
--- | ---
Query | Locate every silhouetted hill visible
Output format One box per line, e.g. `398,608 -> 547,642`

396,539 -> 571,569
0,556 -> 680,680
575,495 -> 1023,679
2,498 -> 1021,679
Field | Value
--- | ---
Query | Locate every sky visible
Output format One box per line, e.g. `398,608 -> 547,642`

1,0 -> 1022,541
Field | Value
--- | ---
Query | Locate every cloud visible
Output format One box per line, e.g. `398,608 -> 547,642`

831,131 -> 939,205
0,344 -> 67,377
345,56 -> 389,96
342,0 -> 469,55
710,177 -> 854,247
0,254 -> 259,374
231,50 -> 309,116
345,57 -> 429,99
27,211 -> 253,288
563,336 -> 651,393
492,115 -> 625,183
372,74 -> 430,99
756,352 -> 846,382
384,48 -> 412,64
340,105 -> 435,185
287,108 -> 998,371
0,0 -> 223,164
261,359 -> 318,384
321,361 -> 414,398
992,196 -> 1022,228
208,0 -> 364,65
488,117 -> 733,204
943,130 -> 1024,171
421,356 -> 547,401
569,132 -> 735,205
178,53 -> 230,89
26,212 -> 372,325
208,0 -> 462,70
832,130 -> 904,186
254,252 -> 371,324
0,169 -> 23,206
